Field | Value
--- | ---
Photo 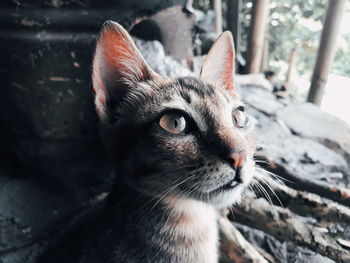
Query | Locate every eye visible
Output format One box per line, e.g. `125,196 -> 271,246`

233,107 -> 249,128
159,112 -> 187,135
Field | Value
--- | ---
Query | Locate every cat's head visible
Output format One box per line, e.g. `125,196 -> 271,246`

92,21 -> 255,208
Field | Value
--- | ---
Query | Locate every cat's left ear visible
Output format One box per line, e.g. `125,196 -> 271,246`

200,31 -> 236,93
92,21 -> 163,122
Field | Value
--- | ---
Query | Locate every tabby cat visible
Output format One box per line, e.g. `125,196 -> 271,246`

38,21 -> 255,263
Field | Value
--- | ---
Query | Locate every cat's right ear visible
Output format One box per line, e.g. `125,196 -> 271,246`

92,21 -> 162,122
200,31 -> 236,94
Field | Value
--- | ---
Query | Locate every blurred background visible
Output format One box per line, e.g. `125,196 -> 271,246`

193,0 -> 350,125
0,0 -> 349,262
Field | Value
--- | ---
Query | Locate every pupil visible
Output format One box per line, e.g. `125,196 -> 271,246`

174,119 -> 178,128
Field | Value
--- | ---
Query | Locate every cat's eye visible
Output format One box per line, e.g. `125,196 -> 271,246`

233,107 -> 249,128
159,113 -> 187,135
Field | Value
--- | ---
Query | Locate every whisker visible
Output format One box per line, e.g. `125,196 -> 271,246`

138,165 -> 198,209
252,179 -> 280,224
257,176 -> 284,208
248,184 -> 258,200
255,166 -> 293,184
150,174 -> 197,211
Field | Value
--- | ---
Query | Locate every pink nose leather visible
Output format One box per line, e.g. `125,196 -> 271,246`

229,150 -> 246,168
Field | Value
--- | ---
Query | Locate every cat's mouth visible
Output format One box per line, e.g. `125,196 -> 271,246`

210,179 -> 241,194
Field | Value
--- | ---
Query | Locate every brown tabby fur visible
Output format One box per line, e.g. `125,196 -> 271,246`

38,21 -> 255,263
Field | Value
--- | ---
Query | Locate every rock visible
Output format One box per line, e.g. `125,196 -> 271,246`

328,223 -> 350,247
257,125 -> 349,188
0,174 -> 104,257
133,37 -> 194,78
286,244 -> 335,263
234,223 -> 335,263
240,85 -> 285,116
277,103 -> 350,161
241,87 -> 350,191
236,74 -> 274,91
247,102 -> 350,190
0,244 -> 39,263
234,222 -> 288,262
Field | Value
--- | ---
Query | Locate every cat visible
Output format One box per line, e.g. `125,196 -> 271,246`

38,21 -> 255,263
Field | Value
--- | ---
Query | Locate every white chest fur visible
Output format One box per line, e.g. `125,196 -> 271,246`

162,197 -> 219,263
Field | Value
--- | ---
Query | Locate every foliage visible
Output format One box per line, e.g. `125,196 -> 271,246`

333,32 -> 350,76
233,0 -> 327,79
266,0 -> 327,78
195,0 -> 350,79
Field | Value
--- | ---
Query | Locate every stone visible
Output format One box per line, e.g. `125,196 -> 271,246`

0,176 -> 95,253
241,88 -> 350,190
134,37 -> 194,78
234,223 -> 335,263
276,103 -> 350,161
246,103 -> 350,189
257,126 -> 349,188
0,244 -> 39,263
240,85 -> 285,116
236,74 -> 274,91
286,244 -> 335,263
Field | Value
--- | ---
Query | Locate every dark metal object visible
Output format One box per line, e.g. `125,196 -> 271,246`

0,0 -> 186,185
149,6 -> 195,66
307,0 -> 346,105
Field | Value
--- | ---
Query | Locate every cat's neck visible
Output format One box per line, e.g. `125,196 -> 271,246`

161,196 -> 219,262
110,178 -> 218,230
108,179 -> 219,262
161,196 -> 218,236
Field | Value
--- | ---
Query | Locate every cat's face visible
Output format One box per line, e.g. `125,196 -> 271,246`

92,21 -> 255,208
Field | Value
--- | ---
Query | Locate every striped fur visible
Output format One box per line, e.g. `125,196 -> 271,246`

38,21 -> 255,263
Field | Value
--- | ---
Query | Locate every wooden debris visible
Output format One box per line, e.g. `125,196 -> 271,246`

268,164 -> 350,207
218,215 -> 269,263
230,175 -> 350,262
255,174 -> 350,223
338,239 -> 350,250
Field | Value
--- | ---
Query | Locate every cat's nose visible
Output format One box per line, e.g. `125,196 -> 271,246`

227,150 -> 246,183
228,150 -> 246,169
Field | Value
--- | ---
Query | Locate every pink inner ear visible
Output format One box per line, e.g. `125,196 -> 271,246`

223,51 -> 234,91
92,22 -> 154,121
92,47 -> 108,120
97,23 -> 151,92
200,31 -> 236,94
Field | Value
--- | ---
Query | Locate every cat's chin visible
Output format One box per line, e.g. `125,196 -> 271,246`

206,184 -> 245,208
204,163 -> 255,208
182,183 -> 246,208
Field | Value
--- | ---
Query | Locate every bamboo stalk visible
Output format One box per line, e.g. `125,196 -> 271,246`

246,0 -> 270,73
307,0 -> 346,105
